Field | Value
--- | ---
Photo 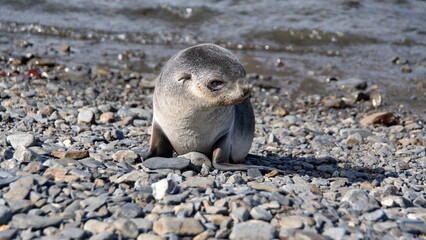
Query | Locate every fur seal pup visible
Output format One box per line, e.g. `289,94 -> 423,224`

143,43 -> 274,171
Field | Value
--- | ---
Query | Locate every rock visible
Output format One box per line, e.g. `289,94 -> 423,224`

280,215 -> 304,229
131,218 -> 153,233
381,196 -> 413,208
339,128 -> 371,139
99,112 -> 114,123
52,150 -> 89,159
247,168 -> 262,178
116,171 -> 149,184
137,233 -> 164,240
346,133 -> 363,145
248,182 -> 280,192
401,219 -> 426,234
113,203 -> 143,218
179,152 -> 212,168
250,207 -> 273,221
7,133 -> 36,149
14,146 -> 41,162
84,219 -> 111,234
341,189 -> 380,212
10,214 -> 62,229
363,209 -> 386,222
0,229 -> 18,240
143,157 -> 190,170
360,112 -> 399,126
229,220 -> 275,240
323,227 -> 347,240
230,207 -> 250,223
113,219 -> 139,239
180,177 -> 215,189
0,206 -> 12,225
60,227 -> 86,239
4,176 -> 33,201
152,179 -> 176,200
60,44 -> 71,52
153,217 -> 204,236
78,110 -> 95,124
337,78 -> 367,90
89,232 -> 116,240
112,150 -> 139,163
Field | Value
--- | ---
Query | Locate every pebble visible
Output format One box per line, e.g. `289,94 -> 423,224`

77,110 -> 95,124
230,207 -> 250,223
250,207 -> 273,221
229,220 -> 275,240
143,157 -> 190,170
152,179 -> 176,200
7,133 -> 36,149
137,233 -> 164,240
0,229 -> 18,240
113,219 -> 139,239
89,232 -> 116,240
0,206 -> 12,225
113,203 -> 143,218
153,217 -> 205,236
83,220 -> 111,234
99,112 -> 114,123
112,150 -> 139,163
52,150 -> 89,159
60,227 -> 86,239
280,215 -> 304,229
14,146 -> 41,162
180,176 -> 215,189
323,227 -> 347,240
4,176 -> 33,201
360,112 -> 399,126
10,214 -> 62,229
341,189 -> 379,212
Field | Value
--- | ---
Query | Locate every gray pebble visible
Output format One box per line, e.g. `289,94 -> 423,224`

229,220 -> 275,240
10,214 -> 62,229
323,227 -> 347,240
113,203 -> 143,218
0,205 -> 12,225
143,157 -> 190,170
341,189 -> 380,212
77,110 -> 95,124
7,133 -> 36,149
250,206 -> 273,221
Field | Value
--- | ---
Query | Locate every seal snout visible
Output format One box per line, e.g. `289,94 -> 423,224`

242,84 -> 250,97
237,78 -> 251,99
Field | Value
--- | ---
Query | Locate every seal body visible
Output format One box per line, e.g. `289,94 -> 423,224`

144,43 -> 257,170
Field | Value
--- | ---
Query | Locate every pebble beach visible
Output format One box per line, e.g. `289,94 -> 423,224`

0,40 -> 425,240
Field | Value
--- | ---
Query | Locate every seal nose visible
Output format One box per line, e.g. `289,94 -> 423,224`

242,84 -> 250,97
237,78 -> 251,97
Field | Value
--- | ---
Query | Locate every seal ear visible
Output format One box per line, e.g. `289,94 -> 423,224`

178,73 -> 191,82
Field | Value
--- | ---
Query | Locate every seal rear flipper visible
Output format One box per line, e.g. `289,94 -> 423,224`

141,121 -> 174,161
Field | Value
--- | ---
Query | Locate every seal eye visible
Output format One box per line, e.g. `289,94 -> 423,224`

178,73 -> 191,82
208,80 -> 225,91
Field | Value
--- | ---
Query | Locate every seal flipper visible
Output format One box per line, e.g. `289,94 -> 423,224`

211,134 -> 281,172
141,121 -> 174,161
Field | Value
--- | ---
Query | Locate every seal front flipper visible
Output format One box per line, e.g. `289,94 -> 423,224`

141,121 -> 174,161
211,134 -> 281,172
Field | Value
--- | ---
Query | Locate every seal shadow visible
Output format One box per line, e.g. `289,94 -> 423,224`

245,153 -> 391,184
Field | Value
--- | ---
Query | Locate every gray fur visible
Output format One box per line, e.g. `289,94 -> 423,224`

144,43 -> 265,170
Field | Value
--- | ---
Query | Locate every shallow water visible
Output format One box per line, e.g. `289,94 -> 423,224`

1,0 -> 425,113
